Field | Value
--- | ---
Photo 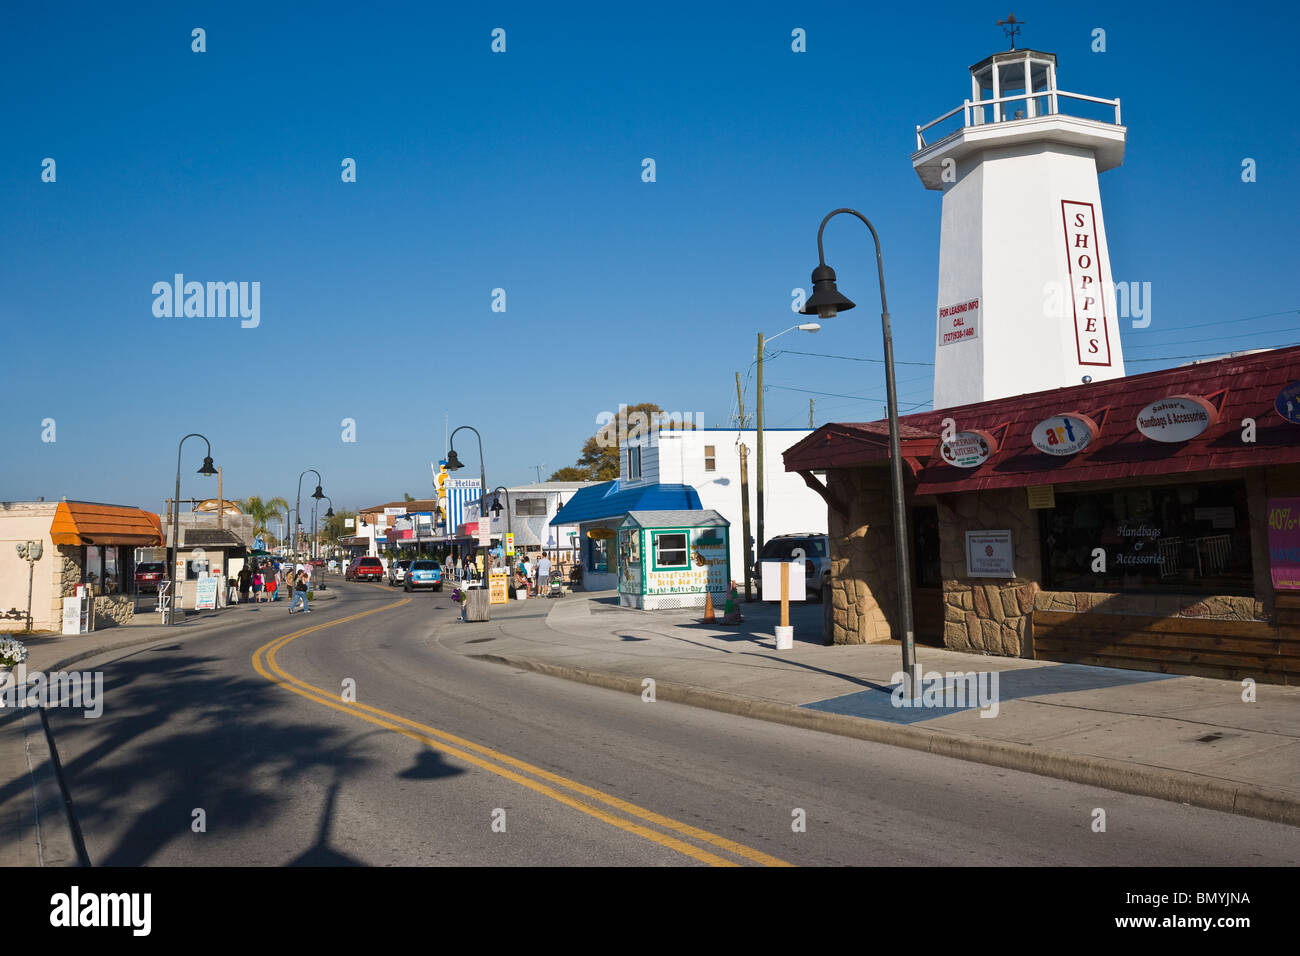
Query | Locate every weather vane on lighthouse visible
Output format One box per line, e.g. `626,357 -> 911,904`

997,12 -> 1024,50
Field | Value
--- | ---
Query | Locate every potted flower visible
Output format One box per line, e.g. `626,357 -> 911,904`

0,636 -> 29,679
450,586 -> 467,620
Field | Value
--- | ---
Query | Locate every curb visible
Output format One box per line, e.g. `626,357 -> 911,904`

470,652 -> 1300,828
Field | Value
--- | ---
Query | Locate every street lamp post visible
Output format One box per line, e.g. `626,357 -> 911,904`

320,496 -> 335,562
295,469 -> 324,558
489,485 -> 513,584
168,433 -> 218,625
447,425 -> 487,576
755,322 -> 821,560
800,207 -> 919,696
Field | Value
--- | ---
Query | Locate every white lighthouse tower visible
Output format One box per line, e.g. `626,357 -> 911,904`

913,33 -> 1128,410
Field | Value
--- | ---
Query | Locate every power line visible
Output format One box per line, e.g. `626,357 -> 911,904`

1123,307 -> 1298,336
1125,324 -> 1300,351
1125,341 -> 1300,364
770,349 -> 935,366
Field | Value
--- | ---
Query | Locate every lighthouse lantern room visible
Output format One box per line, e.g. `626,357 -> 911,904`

913,34 -> 1128,411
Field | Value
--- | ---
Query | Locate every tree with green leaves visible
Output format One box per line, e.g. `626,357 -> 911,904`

241,496 -> 290,544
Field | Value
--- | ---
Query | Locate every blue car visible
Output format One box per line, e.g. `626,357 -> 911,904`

404,560 -> 443,592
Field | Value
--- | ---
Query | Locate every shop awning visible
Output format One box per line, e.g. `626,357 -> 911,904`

49,501 -> 163,547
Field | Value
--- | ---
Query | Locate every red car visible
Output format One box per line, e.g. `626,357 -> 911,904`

135,562 -> 166,593
346,557 -> 384,582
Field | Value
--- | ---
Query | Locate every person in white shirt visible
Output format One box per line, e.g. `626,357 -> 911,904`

536,555 -> 552,594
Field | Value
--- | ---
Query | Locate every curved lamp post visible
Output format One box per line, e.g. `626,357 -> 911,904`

295,469 -> 324,558
319,496 -> 335,561
800,207 -> 919,696
447,425 -> 488,572
168,433 -> 218,624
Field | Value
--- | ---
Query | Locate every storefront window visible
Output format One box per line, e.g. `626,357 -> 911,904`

1039,481 -> 1254,594
84,546 -> 102,593
590,537 -> 609,573
103,547 -> 120,593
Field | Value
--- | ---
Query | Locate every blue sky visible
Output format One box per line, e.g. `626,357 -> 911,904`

2,0 -> 1297,515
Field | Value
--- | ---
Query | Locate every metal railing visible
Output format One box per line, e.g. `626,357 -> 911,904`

916,89 -> 1122,150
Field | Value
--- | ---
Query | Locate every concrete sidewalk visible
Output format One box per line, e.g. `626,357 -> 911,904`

0,588 -> 338,866
439,590 -> 1300,826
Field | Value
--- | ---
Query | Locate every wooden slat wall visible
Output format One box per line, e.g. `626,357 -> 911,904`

1032,606 -> 1300,684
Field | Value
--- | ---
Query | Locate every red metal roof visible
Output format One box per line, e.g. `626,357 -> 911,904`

783,345 -> 1300,494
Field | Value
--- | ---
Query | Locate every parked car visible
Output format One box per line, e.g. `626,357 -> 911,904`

346,556 -> 385,582
387,559 -> 412,587
134,561 -> 166,593
404,560 -> 443,592
753,533 -> 831,602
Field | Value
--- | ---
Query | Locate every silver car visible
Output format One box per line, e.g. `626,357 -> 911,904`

387,559 -> 411,587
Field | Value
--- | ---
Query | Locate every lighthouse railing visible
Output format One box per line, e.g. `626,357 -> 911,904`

916,90 -> 1122,150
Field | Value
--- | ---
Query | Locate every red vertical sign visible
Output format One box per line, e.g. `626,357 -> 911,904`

1061,200 -> 1112,367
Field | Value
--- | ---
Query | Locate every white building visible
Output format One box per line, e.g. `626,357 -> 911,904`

467,481 -> 595,558
620,427 -> 827,581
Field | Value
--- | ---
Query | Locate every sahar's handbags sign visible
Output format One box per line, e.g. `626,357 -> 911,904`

1136,395 -> 1218,443
1267,498 -> 1300,590
1031,413 -> 1098,456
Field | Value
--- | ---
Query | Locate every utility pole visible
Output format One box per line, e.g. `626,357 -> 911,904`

810,398 -> 815,428
736,372 -> 754,602
756,332 -> 765,558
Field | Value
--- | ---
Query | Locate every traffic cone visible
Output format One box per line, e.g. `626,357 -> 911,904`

703,589 -> 715,623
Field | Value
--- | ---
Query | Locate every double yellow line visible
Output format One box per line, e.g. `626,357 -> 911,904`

252,597 -> 792,867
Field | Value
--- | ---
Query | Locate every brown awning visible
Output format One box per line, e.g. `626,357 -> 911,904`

49,502 -> 163,547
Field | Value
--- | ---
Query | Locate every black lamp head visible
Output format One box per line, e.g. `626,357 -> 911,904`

446,449 -> 464,471
325,507 -> 335,518
801,263 -> 856,319
312,485 -> 325,500
490,496 -> 503,517
198,456 -> 218,476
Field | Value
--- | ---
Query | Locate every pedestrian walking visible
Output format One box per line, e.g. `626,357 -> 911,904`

252,566 -> 264,603
289,569 -> 311,614
536,554 -> 551,595
238,565 -> 251,603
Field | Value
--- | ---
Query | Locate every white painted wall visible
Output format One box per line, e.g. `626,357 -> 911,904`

933,141 -> 1126,410
0,503 -> 60,632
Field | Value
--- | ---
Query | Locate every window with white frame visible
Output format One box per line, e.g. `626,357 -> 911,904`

514,498 -> 547,516
704,445 -> 716,472
627,446 -> 642,480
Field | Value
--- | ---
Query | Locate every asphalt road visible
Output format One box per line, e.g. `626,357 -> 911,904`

45,581 -> 1300,866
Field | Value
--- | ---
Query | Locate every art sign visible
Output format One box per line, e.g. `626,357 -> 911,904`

1031,413 -> 1098,456
1276,381 -> 1300,425
939,430 -> 995,468
1136,395 -> 1217,443
937,297 -> 980,347
1267,498 -> 1300,590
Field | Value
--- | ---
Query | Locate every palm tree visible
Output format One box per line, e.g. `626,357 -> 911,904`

242,496 -> 290,545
